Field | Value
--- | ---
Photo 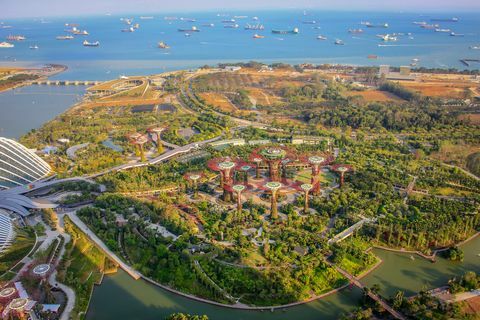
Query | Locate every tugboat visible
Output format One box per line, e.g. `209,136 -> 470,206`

83,40 -> 100,47
158,41 -> 170,49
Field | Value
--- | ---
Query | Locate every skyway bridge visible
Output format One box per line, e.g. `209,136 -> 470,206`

29,80 -> 101,86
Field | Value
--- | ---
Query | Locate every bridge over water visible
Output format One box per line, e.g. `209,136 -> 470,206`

30,80 -> 101,86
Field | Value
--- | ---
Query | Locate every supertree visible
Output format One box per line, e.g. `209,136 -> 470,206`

147,126 -> 167,154
262,181 -> 283,219
231,184 -> 246,214
207,157 -> 237,202
183,172 -> 203,198
127,133 -> 148,162
332,164 -> 353,187
235,161 -> 253,185
250,146 -> 295,182
294,182 -> 313,214
301,154 -> 335,195
251,157 -> 263,179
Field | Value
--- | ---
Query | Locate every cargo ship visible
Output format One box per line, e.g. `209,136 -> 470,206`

180,18 -> 196,22
178,26 -> 200,32
224,24 -> 239,29
377,34 -> 397,41
431,17 -> 459,22
334,39 -> 345,45
435,28 -> 451,33
202,23 -> 215,27
302,20 -> 317,24
0,42 -> 14,48
56,35 -> 74,40
450,32 -> 464,37
272,27 -> 299,34
6,35 -> 26,41
122,27 -> 135,32
83,40 -> 99,47
365,22 -> 389,28
348,28 -> 364,34
253,34 -> 264,39
245,23 -> 264,30
317,35 -> 327,40
29,45 -> 39,50
420,24 -> 439,29
140,16 -> 154,20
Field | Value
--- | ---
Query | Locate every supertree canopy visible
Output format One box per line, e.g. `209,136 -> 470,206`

207,157 -> 239,202
250,146 -> 296,182
300,153 -> 335,195
183,172 -> 204,198
331,164 -> 354,187
261,181 -> 283,219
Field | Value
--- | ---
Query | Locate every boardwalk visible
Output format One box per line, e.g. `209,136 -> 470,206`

333,265 -> 406,320
64,210 -> 141,280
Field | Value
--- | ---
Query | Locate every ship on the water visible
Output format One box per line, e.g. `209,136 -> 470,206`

158,41 -> 170,49
202,23 -> 215,27
431,17 -> 459,22
224,24 -> 240,29
180,18 -> 196,22
377,34 -> 397,41
334,39 -> 345,45
178,26 -> 200,32
317,35 -> 327,40
348,28 -> 364,34
365,22 -> 389,28
450,32 -> 464,37
272,27 -> 299,34
6,35 -> 26,41
83,40 -> 100,47
56,35 -> 74,40
29,45 -> 39,50
253,34 -> 265,39
140,16 -> 154,20
470,45 -> 480,50
0,42 -> 14,48
122,27 -> 135,32
245,23 -> 264,30
302,20 -> 317,24
420,24 -> 439,29
413,21 -> 427,25
435,28 -> 451,33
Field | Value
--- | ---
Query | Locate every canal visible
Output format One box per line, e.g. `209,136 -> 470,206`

86,236 -> 479,320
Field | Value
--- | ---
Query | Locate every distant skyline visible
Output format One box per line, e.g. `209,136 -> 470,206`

3,0 -> 480,18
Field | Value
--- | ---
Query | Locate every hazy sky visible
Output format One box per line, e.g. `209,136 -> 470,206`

3,0 -> 480,18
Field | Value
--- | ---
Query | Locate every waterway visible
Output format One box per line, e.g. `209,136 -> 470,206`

0,85 -> 85,139
86,236 -> 480,320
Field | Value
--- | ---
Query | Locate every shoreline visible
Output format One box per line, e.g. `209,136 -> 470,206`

93,231 -> 480,312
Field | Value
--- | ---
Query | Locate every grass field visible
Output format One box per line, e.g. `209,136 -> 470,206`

345,89 -> 404,102
0,227 -> 35,274
198,92 -> 237,112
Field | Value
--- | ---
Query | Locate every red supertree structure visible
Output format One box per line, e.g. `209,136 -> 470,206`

250,146 -> 296,182
260,181 -> 285,219
300,153 -> 335,195
183,172 -> 204,199
207,157 -> 238,202
224,184 -> 247,215
0,286 -> 17,305
331,164 -> 354,187
292,181 -> 313,213
147,126 -> 167,154
234,160 -> 254,186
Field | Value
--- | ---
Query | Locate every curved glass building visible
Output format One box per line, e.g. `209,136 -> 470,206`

0,137 -> 51,190
0,210 -> 15,254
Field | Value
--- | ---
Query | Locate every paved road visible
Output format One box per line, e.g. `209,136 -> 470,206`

64,210 -> 141,280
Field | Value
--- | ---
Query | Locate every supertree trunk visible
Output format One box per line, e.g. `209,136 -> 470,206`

139,144 -> 145,162
271,191 -> 278,219
156,133 -> 164,153
340,173 -> 345,187
304,191 -> 309,213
